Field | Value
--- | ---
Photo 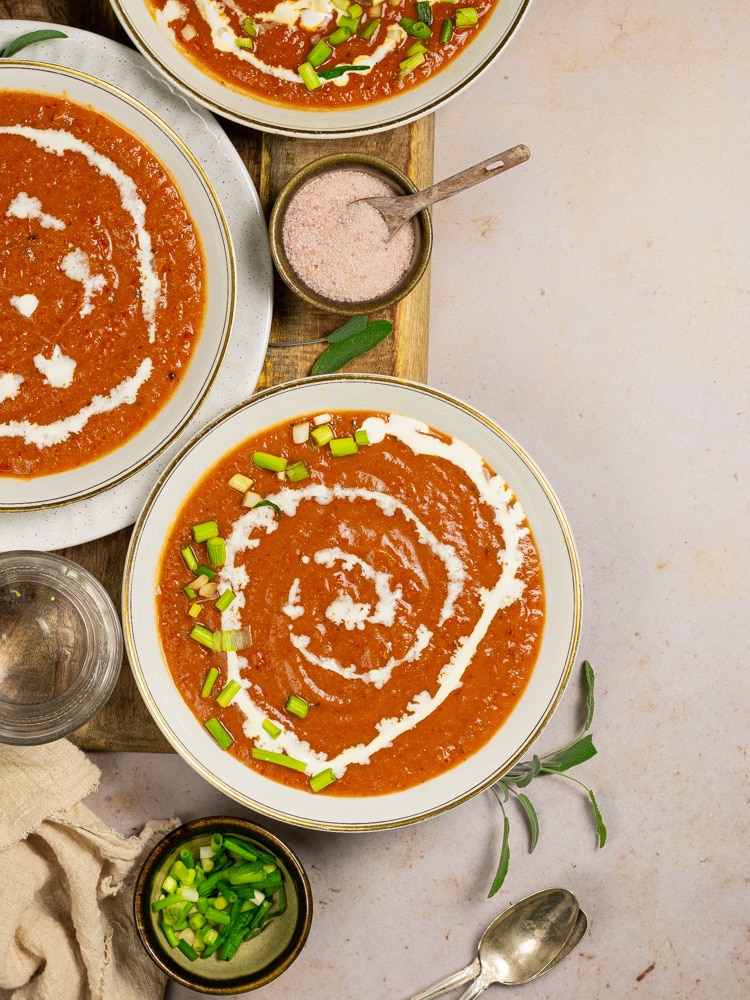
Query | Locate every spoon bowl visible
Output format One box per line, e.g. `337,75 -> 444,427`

407,887 -> 580,1000
359,144 -> 530,239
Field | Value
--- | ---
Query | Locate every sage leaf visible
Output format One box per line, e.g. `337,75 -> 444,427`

516,793 -> 539,852
588,788 -> 607,847
583,658 -> 595,731
310,319 -> 393,375
0,29 -> 67,58
488,812 -> 510,897
325,314 -> 368,343
540,733 -> 597,773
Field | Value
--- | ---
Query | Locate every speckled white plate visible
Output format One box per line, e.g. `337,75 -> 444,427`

124,374 -> 582,832
0,22 -> 272,550
109,0 -> 533,138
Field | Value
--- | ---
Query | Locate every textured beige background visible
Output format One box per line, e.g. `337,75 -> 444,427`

88,2 -> 748,997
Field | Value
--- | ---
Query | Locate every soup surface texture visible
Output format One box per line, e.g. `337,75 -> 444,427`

0,90 -> 206,479
157,410 -> 545,797
149,0 -> 500,109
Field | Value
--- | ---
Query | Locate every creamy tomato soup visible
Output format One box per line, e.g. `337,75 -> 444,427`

149,0 -> 500,109
0,90 -> 205,478
157,410 -> 544,797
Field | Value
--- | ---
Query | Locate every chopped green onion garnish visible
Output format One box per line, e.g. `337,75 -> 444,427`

310,768 -> 337,793
196,564 -> 217,580
406,40 -> 428,56
455,6 -> 478,26
205,716 -> 234,749
213,627 -> 252,652
206,536 -> 226,568
330,436 -> 358,457
415,1 -> 432,25
400,50 -> 426,73
180,544 -> 199,572
242,16 -> 257,35
286,460 -> 309,482
399,16 -> 416,29
298,60 -> 322,91
262,718 -> 282,739
183,585 -> 197,599
214,589 -> 236,612
400,17 -> 430,38
347,3 -> 363,17
192,520 -> 220,544
188,602 -> 202,619
358,17 -> 381,40
178,938 -> 199,961
190,623 -> 216,651
252,451 -> 288,473
440,16 -> 454,42
308,39 -> 333,67
228,472 -> 254,493
337,14 -> 359,32
216,679 -> 241,708
252,747 -> 308,772
328,25 -> 353,44
310,423 -> 334,447
201,667 -> 219,698
354,428 -> 370,446
235,36 -> 253,49
285,694 -> 310,718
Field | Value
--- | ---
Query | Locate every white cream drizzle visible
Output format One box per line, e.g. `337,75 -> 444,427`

0,359 -> 153,449
216,414 -> 531,780
0,127 -> 161,342
0,373 -> 24,404
33,345 -> 76,389
6,192 -> 65,231
158,0 -> 406,87
60,249 -> 107,318
10,293 -> 38,318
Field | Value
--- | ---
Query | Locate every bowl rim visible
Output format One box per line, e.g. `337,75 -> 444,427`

133,815 -> 313,994
123,374 -> 583,831
0,60 -> 236,512
268,153 -> 433,316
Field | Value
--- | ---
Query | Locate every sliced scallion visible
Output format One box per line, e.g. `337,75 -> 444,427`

205,716 -> 234,749
241,489 -> 263,508
286,460 -> 309,482
406,39 -> 428,56
354,428 -> 370,446
214,589 -> 236,612
192,520 -> 219,544
252,451 -> 288,473
330,436 -> 358,457
310,768 -> 337,793
235,36 -> 253,49
201,666 -> 219,698
310,423 -> 334,447
228,472 -> 254,493
400,50 -> 426,73
188,602 -> 202,619
252,747 -> 308,772
298,60 -> 322,91
190,623 -> 216,651
285,694 -> 310,719
262,718 -> 282,739
291,421 -> 310,444
242,15 -> 257,35
415,1 -> 432,24
206,536 -> 226,568
308,39 -> 332,67
180,544 -> 199,572
196,564 -> 217,580
328,25 -> 353,44
216,679 -> 241,708
337,14 -> 359,32
455,6 -> 478,26
347,3 -> 363,17
213,627 -> 252,652
359,17 -> 381,39
440,16 -> 454,42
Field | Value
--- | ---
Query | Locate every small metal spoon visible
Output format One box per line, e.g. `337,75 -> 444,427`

358,143 -> 530,239
406,887 -> 580,1000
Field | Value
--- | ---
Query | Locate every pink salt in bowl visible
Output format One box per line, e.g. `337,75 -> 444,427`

268,153 -> 433,316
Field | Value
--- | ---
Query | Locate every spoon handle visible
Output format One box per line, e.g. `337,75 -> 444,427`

406,958 -> 480,1000
401,144 -> 530,216
456,975 -> 490,1000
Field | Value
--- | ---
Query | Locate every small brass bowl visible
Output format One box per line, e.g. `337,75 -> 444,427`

133,816 -> 312,995
268,152 -> 433,316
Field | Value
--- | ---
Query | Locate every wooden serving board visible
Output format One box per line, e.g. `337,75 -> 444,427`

1,0 -> 433,751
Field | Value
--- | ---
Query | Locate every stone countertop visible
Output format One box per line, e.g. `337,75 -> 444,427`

87,2 -> 749,997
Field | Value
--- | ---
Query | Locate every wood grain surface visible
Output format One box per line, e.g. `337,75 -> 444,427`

1,0 -> 434,750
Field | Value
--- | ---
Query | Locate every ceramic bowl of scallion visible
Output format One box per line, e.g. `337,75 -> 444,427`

133,816 -> 312,994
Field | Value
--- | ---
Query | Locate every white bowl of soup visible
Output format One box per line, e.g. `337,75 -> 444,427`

124,375 -> 581,831
0,63 -> 234,511
109,0 -> 532,138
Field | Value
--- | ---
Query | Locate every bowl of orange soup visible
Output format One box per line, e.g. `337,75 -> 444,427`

124,374 -> 581,831
109,0 -> 532,138
0,62 -> 234,511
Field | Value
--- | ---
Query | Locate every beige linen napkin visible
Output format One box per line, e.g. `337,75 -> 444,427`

0,739 -> 180,1000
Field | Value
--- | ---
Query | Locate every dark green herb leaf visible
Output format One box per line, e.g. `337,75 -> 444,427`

588,788 -> 607,847
252,499 -> 282,519
488,812 -> 510,897
317,65 -> 371,79
516,793 -> 539,852
311,319 -> 393,375
540,734 -> 597,774
0,29 -> 67,58
325,315 -> 368,343
583,658 -> 595,731
493,780 -> 510,804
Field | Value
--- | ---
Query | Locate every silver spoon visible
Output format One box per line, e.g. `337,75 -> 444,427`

406,887 -> 580,1000
358,144 -> 530,239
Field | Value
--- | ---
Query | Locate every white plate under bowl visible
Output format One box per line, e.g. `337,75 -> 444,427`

109,0 -> 532,138
0,60 -> 235,512
124,374 -> 582,832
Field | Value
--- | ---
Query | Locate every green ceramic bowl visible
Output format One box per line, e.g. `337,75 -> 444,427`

133,816 -> 312,994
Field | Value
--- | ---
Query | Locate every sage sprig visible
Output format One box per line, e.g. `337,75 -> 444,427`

268,315 -> 394,375
488,659 -> 606,897
0,29 -> 67,59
